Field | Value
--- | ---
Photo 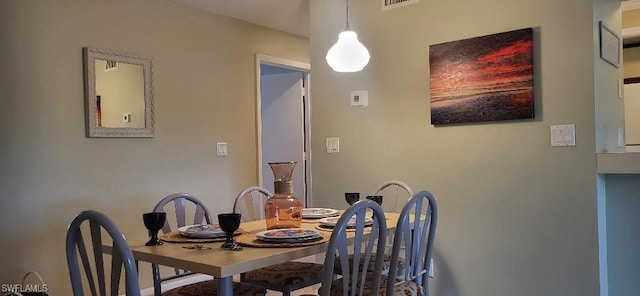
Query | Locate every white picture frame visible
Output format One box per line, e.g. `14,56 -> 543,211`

600,21 -> 620,68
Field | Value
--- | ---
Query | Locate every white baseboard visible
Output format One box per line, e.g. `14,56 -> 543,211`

135,274 -> 214,296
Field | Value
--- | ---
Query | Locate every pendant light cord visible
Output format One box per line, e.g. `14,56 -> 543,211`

345,0 -> 350,30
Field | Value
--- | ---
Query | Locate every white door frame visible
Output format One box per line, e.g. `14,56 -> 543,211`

255,54 -> 313,205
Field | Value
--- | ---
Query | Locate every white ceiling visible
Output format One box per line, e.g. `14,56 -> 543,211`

169,0 -> 310,38
168,0 -> 640,44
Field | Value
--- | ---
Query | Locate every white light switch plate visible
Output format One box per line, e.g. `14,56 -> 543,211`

216,142 -> 227,156
550,124 -> 576,147
326,137 -> 339,153
618,128 -> 624,148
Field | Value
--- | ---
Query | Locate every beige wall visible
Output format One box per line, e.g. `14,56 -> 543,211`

310,0 -> 608,296
622,8 -> 640,28
623,8 -> 640,79
2,0 -> 633,295
625,47 -> 640,78
0,0 -> 309,294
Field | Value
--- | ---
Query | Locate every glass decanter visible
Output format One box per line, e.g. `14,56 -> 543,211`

265,162 -> 303,230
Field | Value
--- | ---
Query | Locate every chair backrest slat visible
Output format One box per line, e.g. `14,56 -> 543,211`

174,197 -> 186,227
110,247 -> 123,296
193,206 -> 206,225
73,232 -> 99,296
90,221 -> 107,296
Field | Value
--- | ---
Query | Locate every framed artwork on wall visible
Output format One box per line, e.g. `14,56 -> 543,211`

599,21 -> 620,68
428,28 -> 534,125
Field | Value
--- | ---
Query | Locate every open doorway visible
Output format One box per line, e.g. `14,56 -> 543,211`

256,54 -> 312,206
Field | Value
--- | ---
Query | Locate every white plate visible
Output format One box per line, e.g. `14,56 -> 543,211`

178,224 -> 229,238
258,234 -> 323,243
302,208 -> 339,219
256,228 -> 322,240
319,216 -> 374,228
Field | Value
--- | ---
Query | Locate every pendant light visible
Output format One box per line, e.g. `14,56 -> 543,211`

326,0 -> 370,72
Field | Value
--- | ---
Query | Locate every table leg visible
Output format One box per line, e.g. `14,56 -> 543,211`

218,276 -> 233,296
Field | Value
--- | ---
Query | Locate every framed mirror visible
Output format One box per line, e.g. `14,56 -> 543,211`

83,47 -> 155,137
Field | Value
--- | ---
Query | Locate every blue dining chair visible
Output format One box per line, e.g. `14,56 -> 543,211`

334,180 -> 414,276
66,210 -> 141,296
374,180 -> 414,270
318,199 -> 388,296
150,193 -> 212,295
152,193 -> 266,296
234,186 -> 324,296
385,190 -> 438,296
374,180 -> 414,213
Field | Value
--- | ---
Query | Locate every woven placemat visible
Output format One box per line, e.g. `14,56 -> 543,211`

160,230 -> 242,243
235,232 -> 330,248
315,225 -> 342,232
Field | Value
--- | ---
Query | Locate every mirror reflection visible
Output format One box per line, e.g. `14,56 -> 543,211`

94,60 -> 145,128
84,47 -> 155,137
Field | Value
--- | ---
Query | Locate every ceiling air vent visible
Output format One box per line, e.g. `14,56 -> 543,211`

382,0 -> 419,11
105,60 -> 118,72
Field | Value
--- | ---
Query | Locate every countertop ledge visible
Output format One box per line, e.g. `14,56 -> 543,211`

597,153 -> 640,174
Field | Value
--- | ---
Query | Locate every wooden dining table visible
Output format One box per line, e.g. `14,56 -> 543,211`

112,211 -> 401,296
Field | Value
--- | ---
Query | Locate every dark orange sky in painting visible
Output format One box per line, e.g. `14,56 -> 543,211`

429,28 -> 533,103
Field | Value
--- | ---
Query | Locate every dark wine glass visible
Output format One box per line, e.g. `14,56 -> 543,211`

366,195 -> 383,206
143,212 -> 166,246
365,196 -> 383,218
218,213 -> 242,251
345,192 -> 360,206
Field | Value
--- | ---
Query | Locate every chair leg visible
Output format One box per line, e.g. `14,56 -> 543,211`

152,263 -> 161,296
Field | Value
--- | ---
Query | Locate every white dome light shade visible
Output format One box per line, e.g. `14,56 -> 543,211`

326,30 -> 370,72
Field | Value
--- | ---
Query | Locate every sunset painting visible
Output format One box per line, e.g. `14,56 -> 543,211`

429,28 -> 534,125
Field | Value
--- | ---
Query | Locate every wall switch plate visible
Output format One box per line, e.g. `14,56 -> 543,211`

550,124 -> 576,147
216,142 -> 227,156
350,90 -> 368,107
428,258 -> 435,278
619,79 -> 623,99
618,128 -> 624,148
326,137 -> 339,153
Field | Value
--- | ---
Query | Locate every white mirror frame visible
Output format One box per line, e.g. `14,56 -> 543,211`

83,47 -> 155,137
